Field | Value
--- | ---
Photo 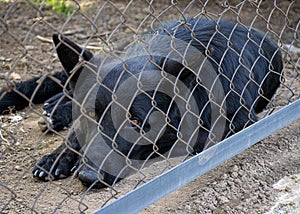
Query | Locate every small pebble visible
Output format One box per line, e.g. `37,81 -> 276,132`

15,165 -> 22,171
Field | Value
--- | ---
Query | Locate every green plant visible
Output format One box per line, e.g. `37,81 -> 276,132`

35,0 -> 75,15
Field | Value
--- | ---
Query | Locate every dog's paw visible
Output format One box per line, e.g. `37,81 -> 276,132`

32,149 -> 78,181
38,98 -> 72,132
38,111 -> 53,131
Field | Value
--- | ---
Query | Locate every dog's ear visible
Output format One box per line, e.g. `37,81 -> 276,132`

53,34 -> 93,82
160,57 -> 191,81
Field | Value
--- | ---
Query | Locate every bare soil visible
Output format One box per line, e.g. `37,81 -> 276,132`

0,1 -> 299,213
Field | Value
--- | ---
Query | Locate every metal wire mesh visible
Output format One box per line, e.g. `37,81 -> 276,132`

0,0 -> 299,213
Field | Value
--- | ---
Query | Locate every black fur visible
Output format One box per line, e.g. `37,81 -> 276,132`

0,71 -> 68,114
0,18 -> 283,188
40,91 -> 72,131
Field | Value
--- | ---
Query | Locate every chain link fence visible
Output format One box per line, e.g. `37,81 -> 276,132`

0,0 -> 299,213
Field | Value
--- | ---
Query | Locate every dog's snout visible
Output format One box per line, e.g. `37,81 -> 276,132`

78,166 -> 106,189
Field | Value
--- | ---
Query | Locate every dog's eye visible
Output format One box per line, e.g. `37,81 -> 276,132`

129,119 -> 140,127
88,111 -> 96,118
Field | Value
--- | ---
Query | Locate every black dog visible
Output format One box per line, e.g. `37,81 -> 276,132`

0,18 -> 283,188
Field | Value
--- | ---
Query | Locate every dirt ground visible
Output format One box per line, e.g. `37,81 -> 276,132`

0,0 -> 299,213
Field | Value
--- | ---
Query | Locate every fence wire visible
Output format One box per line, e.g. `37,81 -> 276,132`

0,0 -> 299,213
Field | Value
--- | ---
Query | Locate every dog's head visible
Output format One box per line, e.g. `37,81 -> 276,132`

53,34 -> 216,188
